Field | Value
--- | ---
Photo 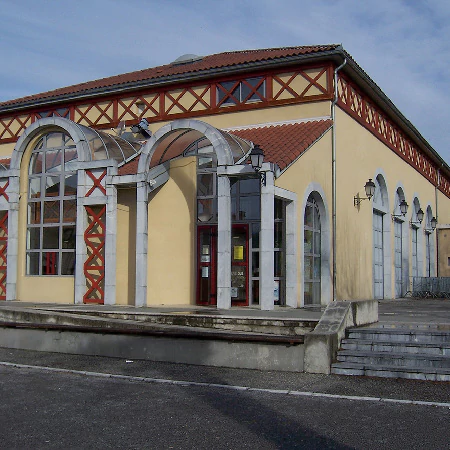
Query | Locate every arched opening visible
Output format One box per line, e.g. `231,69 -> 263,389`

425,205 -> 435,277
410,197 -> 423,281
393,187 -> 409,298
372,174 -> 390,299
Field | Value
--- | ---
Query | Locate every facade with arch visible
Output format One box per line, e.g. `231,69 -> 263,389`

0,45 -> 449,309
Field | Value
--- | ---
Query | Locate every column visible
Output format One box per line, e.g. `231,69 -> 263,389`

260,171 -> 275,310
285,199 -> 298,307
216,175 -> 231,309
135,181 -> 149,307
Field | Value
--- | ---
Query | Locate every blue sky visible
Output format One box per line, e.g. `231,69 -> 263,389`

1,0 -> 449,164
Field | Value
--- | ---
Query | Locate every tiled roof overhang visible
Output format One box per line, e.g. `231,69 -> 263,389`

0,45 -> 340,111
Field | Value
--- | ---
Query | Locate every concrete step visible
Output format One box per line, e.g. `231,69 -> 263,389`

336,349 -> 450,369
331,361 -> 450,382
341,339 -> 450,356
0,306 -> 317,336
347,328 -> 450,345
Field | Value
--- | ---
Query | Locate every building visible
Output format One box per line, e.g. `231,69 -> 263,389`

0,45 -> 448,310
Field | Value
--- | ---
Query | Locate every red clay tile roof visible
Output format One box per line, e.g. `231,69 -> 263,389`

118,157 -> 139,176
230,120 -> 333,171
117,119 -> 332,176
0,45 -> 340,109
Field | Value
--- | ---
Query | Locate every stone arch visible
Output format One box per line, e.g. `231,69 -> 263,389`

10,117 -> 92,172
300,183 -> 331,307
137,119 -> 240,175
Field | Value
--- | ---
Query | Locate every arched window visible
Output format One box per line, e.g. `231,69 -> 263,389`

304,195 -> 321,305
27,132 -> 77,275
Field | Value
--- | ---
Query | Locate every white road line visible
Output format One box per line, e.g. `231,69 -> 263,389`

1,361 -> 449,409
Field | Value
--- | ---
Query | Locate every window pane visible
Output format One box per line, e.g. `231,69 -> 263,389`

29,153 -> 44,175
46,132 -> 64,149
63,200 -> 77,223
239,178 -> 260,194
27,253 -> 40,275
62,227 -> 76,249
304,256 -> 313,280
239,195 -> 260,220
198,156 -> 214,170
64,174 -> 77,196
231,265 -> 246,301
61,252 -> 75,275
28,202 -> 40,225
252,223 -> 260,249
44,200 -> 60,222
197,199 -> 215,222
29,177 -> 41,198
274,251 -> 283,277
252,280 -> 259,305
274,198 -> 284,220
304,204 -> 313,227
314,231 -> 321,254
42,252 -> 58,275
304,230 -> 313,254
252,252 -> 259,277
197,173 -> 214,196
43,227 -> 59,249
241,77 -> 264,102
45,176 -> 60,197
314,257 -> 321,279
274,222 -> 283,248
27,228 -> 40,250
45,149 -> 63,172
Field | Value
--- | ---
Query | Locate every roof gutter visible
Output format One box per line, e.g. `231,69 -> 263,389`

331,57 -> 347,302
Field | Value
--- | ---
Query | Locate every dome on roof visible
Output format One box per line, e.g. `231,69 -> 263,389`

171,54 -> 203,65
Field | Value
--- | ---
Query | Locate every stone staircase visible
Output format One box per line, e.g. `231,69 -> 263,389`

331,324 -> 450,381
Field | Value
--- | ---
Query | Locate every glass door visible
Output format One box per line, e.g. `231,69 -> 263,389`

196,224 -> 249,306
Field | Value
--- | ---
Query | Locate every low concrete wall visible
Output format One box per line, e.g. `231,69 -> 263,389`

0,326 -> 305,372
303,300 -> 378,374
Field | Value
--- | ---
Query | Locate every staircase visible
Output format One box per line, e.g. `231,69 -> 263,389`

331,324 -> 450,381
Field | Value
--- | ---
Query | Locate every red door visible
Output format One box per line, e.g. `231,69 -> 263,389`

196,224 -> 249,306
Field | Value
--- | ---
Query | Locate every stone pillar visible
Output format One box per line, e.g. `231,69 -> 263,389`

260,171 -> 275,310
217,175 -> 231,309
5,176 -> 19,301
104,181 -> 117,305
135,181 -> 149,307
285,199 -> 298,307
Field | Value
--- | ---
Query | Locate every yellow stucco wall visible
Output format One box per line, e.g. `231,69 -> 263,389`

146,156 -> 197,305
0,142 -> 15,159
116,188 -> 136,305
335,107 -> 447,299
437,228 -> 450,277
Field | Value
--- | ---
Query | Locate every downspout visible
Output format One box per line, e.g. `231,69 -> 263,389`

331,58 -> 347,302
435,167 -> 441,276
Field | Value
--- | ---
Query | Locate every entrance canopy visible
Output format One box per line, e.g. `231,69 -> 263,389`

138,119 -> 252,172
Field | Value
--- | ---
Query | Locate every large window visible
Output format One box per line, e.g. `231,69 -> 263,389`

27,132 -> 77,275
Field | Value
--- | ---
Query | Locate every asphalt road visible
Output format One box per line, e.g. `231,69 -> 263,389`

0,348 -> 449,449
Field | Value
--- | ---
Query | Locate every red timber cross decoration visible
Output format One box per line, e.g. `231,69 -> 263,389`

0,211 -> 8,300
85,169 -> 107,197
83,205 -> 106,304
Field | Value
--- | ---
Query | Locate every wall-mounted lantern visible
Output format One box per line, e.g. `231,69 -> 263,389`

354,178 -> 376,207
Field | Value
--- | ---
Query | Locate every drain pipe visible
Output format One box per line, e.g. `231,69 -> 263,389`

331,58 -> 347,302
435,167 -> 441,276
